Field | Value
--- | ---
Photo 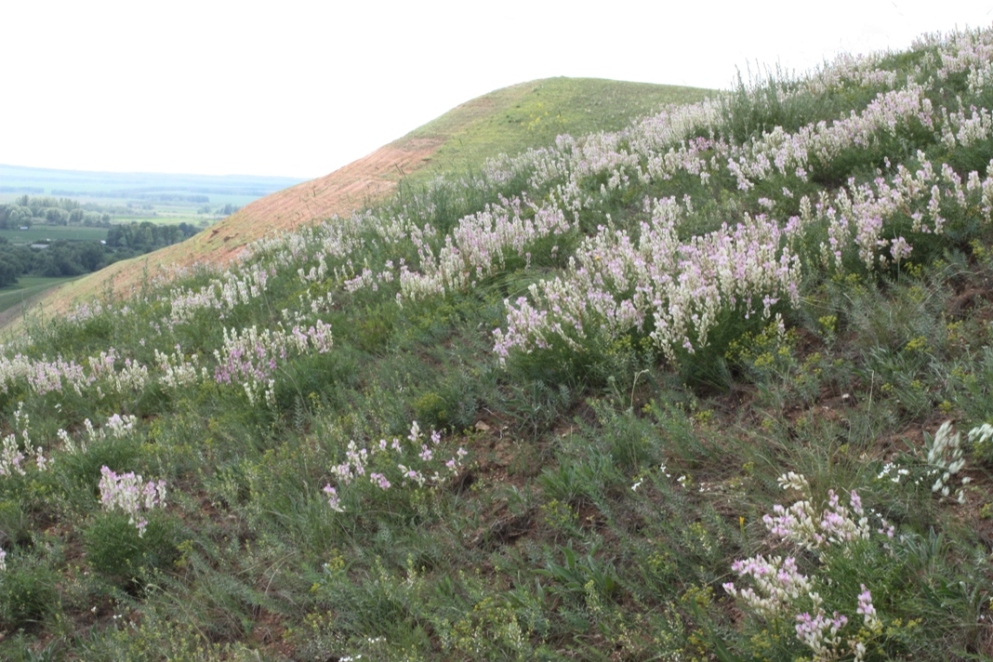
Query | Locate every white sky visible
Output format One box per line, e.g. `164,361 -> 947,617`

2,1 -> 991,179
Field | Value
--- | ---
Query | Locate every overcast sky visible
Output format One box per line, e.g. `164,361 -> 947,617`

2,1 -> 991,179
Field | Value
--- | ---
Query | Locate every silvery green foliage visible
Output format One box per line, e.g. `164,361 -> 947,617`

926,421 -> 970,503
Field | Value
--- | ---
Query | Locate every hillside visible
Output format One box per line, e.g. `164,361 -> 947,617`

3,29 -> 993,659
11,78 -> 709,327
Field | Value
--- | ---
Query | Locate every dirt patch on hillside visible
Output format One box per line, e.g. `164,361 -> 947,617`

14,138 -> 443,325
0,286 -> 58,330
189,136 -> 443,264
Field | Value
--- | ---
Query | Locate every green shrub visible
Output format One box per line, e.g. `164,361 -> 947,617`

0,556 -> 59,630
83,512 -> 179,591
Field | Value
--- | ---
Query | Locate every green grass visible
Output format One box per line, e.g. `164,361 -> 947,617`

0,225 -> 107,244
0,275 -> 79,315
401,77 -> 712,186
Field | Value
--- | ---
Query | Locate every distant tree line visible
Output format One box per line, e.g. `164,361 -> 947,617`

199,203 -> 240,217
0,186 -> 44,194
105,221 -> 198,252
0,196 -> 111,229
1,195 -> 238,229
0,221 -> 199,288
51,191 -> 210,204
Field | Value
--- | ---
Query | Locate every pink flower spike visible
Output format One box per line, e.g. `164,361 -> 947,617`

370,473 -> 391,490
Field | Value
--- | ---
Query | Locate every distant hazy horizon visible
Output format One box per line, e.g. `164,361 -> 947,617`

0,163 -> 306,184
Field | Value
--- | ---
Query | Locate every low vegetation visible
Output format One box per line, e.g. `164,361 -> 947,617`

0,276 -> 80,318
0,220 -> 198,291
2,28 -> 993,660
404,77 -> 711,187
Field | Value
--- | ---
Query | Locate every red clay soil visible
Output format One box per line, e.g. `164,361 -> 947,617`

185,136 -> 443,265
20,137 -> 443,323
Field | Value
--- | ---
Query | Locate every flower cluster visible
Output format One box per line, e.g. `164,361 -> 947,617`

724,473 -> 887,660
2,314 -> 332,409
0,402 -> 51,476
166,263 -> 271,324
0,348 -> 149,400
57,413 -> 139,457
724,554 -> 817,619
761,472 -> 871,552
97,465 -> 167,536
398,198 -> 572,301
103,413 -> 137,439
724,552 -> 881,661
212,320 -> 333,406
875,461 -> 910,483
968,421 -> 993,450
154,345 -> 205,389
215,321 -> 333,383
322,421 -> 468,513
494,200 -> 801,362
0,354 -> 89,397
66,299 -> 110,324
794,609 -> 849,659
1,435 -> 37,477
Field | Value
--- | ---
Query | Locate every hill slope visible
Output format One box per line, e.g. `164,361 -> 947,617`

5,30 -> 993,660
11,78 -> 709,326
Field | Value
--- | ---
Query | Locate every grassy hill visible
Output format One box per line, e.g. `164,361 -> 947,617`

4,31 -> 993,659
403,77 -> 710,184
11,78 -> 709,329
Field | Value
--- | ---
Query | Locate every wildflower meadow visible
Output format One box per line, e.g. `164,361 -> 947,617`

1,26 -> 993,659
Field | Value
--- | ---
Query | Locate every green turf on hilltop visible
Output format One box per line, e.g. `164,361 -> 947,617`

402,77 -> 711,184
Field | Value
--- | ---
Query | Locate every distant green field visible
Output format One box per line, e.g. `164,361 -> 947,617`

0,275 -> 78,316
0,164 -> 306,231
0,225 -> 107,244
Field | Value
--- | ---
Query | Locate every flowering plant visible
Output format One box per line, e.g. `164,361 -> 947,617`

723,473 -> 888,660
322,421 -> 468,513
98,466 -> 167,537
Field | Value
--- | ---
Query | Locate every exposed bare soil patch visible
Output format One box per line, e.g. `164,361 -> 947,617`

8,138 -> 442,328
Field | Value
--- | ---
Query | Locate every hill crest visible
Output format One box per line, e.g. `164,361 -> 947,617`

5,77 -> 709,326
